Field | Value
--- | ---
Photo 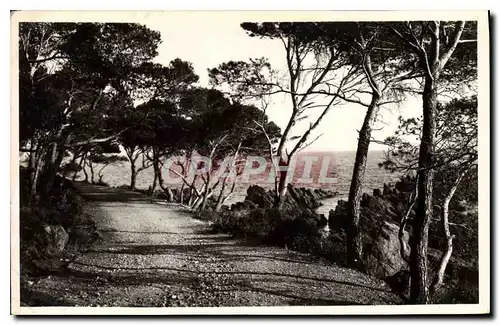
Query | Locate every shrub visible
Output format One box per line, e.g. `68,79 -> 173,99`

237,208 -> 282,240
19,174 -> 96,276
198,205 -> 349,267
202,206 -> 333,254
269,212 -> 317,246
433,278 -> 479,304
20,207 -> 50,271
318,232 -> 348,264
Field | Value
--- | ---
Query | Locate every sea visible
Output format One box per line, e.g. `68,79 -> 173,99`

77,151 -> 403,215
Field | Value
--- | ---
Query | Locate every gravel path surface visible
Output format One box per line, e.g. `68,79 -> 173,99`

26,183 -> 403,307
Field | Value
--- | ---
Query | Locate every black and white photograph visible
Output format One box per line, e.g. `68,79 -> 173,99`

10,10 -> 490,315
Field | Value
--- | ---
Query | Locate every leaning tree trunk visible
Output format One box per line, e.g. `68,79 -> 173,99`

187,156 -> 198,205
175,161 -> 187,204
199,173 -> 212,211
43,141 -> 66,197
346,94 -> 380,267
83,159 -> 89,182
216,176 -> 239,211
430,197 -> 454,298
73,152 -> 86,181
188,175 -> 198,207
63,150 -> 79,179
399,178 -> 418,263
43,122 -> 69,197
430,170 -> 466,296
214,142 -> 241,211
179,182 -> 185,204
410,75 -> 438,304
89,160 -> 95,184
214,178 -> 228,212
191,182 -> 206,210
153,156 -> 174,202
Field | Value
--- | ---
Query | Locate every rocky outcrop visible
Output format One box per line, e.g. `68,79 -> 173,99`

328,202 -> 410,279
326,178 -> 414,278
241,184 -> 337,216
327,175 -> 477,281
328,177 -> 415,236
328,200 -> 350,233
244,185 -> 274,210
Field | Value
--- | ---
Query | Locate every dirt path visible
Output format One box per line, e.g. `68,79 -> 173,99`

25,183 -> 403,307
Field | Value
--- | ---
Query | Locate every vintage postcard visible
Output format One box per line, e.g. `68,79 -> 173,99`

11,10 -> 490,315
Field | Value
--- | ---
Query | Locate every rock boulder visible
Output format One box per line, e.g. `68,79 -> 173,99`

362,221 -> 409,278
43,224 -> 69,253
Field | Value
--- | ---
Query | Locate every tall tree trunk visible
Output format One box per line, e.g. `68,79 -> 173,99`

27,137 -> 37,174
274,158 -> 289,209
430,170 -> 466,297
27,143 -> 37,201
151,171 -> 158,194
276,174 -> 288,209
410,75 -> 437,304
125,148 -> 141,190
346,94 -> 381,267
149,151 -> 159,193
151,151 -> 165,191
28,152 -> 43,204
130,159 -> 137,190
176,161 -> 188,204
155,159 -> 167,192
26,140 -> 38,201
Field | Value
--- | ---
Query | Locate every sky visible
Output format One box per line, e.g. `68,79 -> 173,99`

144,17 -> 423,152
